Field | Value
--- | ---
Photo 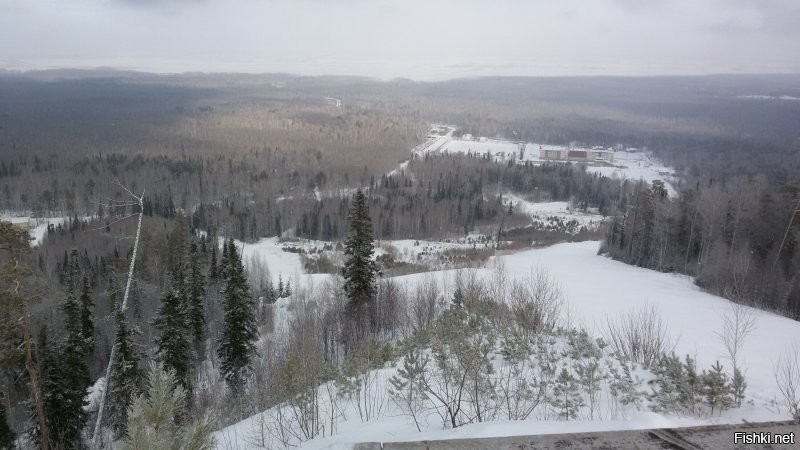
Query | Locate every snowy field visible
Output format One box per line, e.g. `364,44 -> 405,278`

0,215 -> 68,246
401,127 -> 679,196
585,152 -> 678,197
442,140 -> 677,196
235,235 -> 496,285
376,237 -> 493,268
230,237 -> 332,293
507,196 -> 605,232
215,240 -> 800,448
442,138 -> 521,159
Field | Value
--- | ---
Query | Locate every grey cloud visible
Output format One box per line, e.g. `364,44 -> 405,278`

1,0 -> 798,79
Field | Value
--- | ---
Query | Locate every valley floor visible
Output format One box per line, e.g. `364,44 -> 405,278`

216,240 -> 799,449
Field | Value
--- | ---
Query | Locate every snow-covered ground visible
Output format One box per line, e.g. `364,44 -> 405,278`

507,196 -> 605,232
586,152 -> 678,197
376,237 -> 493,268
234,237 -> 305,281
443,138 -> 521,159
397,126 -> 678,196
230,237 -> 331,290
0,215 -> 67,246
390,242 -> 797,420
442,140 -> 677,196
215,240 -> 799,448
233,235 -> 496,287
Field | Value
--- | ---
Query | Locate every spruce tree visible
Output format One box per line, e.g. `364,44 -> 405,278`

219,239 -> 230,281
37,325 -> 86,449
264,283 -> 277,305
167,215 -> 189,276
154,279 -> 193,393
731,367 -> 747,407
0,392 -> 15,450
60,259 -> 91,448
187,242 -> 205,344
341,190 -> 378,316
107,294 -> 144,439
702,361 -> 733,415
283,279 -> 292,298
217,239 -> 257,395
78,274 -> 95,355
551,367 -> 584,420
208,242 -> 218,283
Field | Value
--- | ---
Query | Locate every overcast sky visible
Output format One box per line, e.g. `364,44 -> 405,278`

1,0 -> 799,80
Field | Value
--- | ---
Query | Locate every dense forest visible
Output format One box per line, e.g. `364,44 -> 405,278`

602,176 -> 800,319
1,71 -> 800,447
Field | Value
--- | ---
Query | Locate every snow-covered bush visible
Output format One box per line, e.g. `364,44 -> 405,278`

122,363 -> 215,450
336,340 -> 392,422
605,305 -> 676,369
648,353 -> 737,416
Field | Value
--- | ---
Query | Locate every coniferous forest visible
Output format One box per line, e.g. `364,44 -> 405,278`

1,72 -> 799,448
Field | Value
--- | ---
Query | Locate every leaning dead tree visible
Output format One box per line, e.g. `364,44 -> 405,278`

91,181 -> 145,449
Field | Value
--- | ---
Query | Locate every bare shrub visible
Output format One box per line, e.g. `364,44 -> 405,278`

490,259 -> 510,304
388,346 -> 429,431
508,267 -> 563,338
409,275 -> 439,333
336,341 -> 390,423
376,279 -> 404,339
605,305 -> 676,368
715,301 -> 757,373
774,342 -> 800,419
246,253 -> 272,298
495,355 -> 543,420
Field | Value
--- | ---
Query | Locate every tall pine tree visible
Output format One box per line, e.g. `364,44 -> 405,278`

59,255 -> 91,449
208,233 -> 219,283
219,238 -> 230,281
187,242 -> 206,344
0,391 -> 14,450
36,325 -> 86,449
121,363 -> 215,449
342,190 -> 378,318
153,278 -> 193,394
217,239 -> 257,395
106,277 -> 144,439
78,274 -> 95,355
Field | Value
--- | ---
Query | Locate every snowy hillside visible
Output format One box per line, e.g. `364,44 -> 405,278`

215,241 -> 800,449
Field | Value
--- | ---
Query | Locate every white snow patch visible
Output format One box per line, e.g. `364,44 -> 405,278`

0,215 -> 68,246
216,240 -> 800,448
232,237 -> 305,282
84,376 -> 106,413
507,196 -> 605,231
391,126 -> 678,197
586,152 -> 677,197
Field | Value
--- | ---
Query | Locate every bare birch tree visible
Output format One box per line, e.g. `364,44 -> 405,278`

91,181 -> 145,449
